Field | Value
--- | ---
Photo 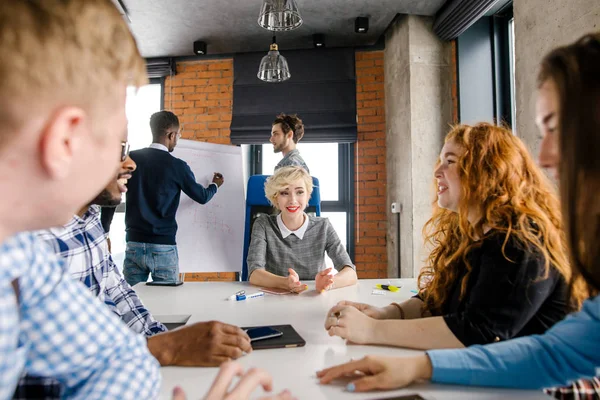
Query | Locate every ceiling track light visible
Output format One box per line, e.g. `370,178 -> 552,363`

257,36 -> 291,83
193,40 -> 207,55
355,16 -> 369,34
258,0 -> 303,31
313,33 -> 325,48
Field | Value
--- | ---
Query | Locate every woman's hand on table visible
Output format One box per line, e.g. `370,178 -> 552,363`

317,355 -> 433,392
324,304 -> 377,344
331,300 -> 394,319
315,268 -> 334,292
286,268 -> 307,293
171,361 -> 296,400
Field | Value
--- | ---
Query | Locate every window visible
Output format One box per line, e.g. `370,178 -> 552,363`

252,142 -> 355,260
457,3 -> 515,128
262,143 -> 339,201
110,80 -> 163,269
126,80 -> 163,150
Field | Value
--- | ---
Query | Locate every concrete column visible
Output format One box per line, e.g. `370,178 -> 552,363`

514,0 -> 600,155
384,15 -> 453,277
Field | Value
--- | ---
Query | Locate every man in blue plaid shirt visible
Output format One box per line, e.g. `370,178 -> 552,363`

0,0 -> 161,398
14,145 -> 253,398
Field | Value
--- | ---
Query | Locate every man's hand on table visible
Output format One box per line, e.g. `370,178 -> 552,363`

148,321 -> 252,366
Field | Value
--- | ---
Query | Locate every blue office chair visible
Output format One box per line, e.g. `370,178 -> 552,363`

241,175 -> 321,281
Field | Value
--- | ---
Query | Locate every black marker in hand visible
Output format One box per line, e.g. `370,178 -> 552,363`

212,172 -> 224,187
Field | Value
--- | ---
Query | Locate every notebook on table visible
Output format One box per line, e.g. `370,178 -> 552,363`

260,285 -> 308,295
241,324 -> 306,350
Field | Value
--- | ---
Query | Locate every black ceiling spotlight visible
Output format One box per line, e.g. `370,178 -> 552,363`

313,34 -> 325,48
355,17 -> 369,33
193,40 -> 207,55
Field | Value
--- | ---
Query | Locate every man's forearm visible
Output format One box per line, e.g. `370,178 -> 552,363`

147,332 -> 175,366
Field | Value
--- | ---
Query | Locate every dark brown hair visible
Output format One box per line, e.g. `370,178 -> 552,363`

537,32 -> 600,296
273,113 -> 304,143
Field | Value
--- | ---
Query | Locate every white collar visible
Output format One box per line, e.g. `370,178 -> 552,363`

277,213 -> 309,239
149,143 -> 169,152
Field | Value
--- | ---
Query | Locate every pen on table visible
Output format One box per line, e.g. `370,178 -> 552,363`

375,284 -> 400,292
226,290 -> 246,301
235,291 -> 264,301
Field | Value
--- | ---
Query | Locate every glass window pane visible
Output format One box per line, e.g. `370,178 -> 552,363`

126,84 -> 162,150
321,211 -> 348,270
262,143 -> 339,201
109,212 -> 126,271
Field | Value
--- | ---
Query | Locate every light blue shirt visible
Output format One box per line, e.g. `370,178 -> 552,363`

0,232 -> 161,399
428,295 -> 600,389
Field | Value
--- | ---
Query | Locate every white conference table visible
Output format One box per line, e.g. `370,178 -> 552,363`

135,279 -> 549,400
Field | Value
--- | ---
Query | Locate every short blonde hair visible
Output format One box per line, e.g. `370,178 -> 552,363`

0,0 -> 147,147
265,166 -> 314,209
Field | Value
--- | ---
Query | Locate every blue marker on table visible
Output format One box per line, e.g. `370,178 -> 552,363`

236,291 -> 264,301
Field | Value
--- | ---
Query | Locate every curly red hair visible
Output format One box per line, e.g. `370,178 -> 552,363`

418,123 -> 586,313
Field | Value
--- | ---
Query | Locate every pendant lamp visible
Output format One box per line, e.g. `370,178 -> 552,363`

258,0 -> 303,31
257,36 -> 291,83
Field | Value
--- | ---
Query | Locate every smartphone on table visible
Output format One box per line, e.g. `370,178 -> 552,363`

145,280 -> 184,287
245,327 -> 283,342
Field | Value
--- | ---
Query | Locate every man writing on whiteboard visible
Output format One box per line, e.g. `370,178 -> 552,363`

124,110 -> 224,286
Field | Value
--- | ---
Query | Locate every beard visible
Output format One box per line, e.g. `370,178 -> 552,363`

91,189 -> 121,207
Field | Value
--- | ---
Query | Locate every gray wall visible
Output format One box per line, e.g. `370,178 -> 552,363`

515,0 -> 600,155
384,15 -> 453,277
457,18 -> 496,124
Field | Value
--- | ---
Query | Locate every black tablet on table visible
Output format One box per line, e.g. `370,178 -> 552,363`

241,324 -> 306,350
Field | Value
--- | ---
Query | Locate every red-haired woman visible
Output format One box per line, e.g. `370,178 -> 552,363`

317,31 -> 600,397
324,122 -> 586,350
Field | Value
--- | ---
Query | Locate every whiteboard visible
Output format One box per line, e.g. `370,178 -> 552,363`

171,140 -> 244,273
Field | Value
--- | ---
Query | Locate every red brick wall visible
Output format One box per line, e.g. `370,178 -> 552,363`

354,51 -> 387,279
163,53 -> 388,280
163,60 -> 233,145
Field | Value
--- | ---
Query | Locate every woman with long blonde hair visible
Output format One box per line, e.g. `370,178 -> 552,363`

324,122 -> 585,350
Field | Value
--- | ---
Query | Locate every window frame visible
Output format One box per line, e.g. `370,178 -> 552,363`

250,143 -> 355,260
491,4 -> 514,128
150,77 -> 165,109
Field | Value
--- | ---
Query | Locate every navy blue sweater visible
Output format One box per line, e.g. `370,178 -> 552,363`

125,147 -> 217,245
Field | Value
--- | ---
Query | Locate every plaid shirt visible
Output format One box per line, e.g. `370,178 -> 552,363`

546,378 -> 600,400
0,231 -> 161,400
274,149 -> 309,173
36,205 -> 167,337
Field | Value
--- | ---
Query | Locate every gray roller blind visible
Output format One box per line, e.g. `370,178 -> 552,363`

434,0 -> 501,40
145,57 -> 176,79
231,48 -> 357,145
